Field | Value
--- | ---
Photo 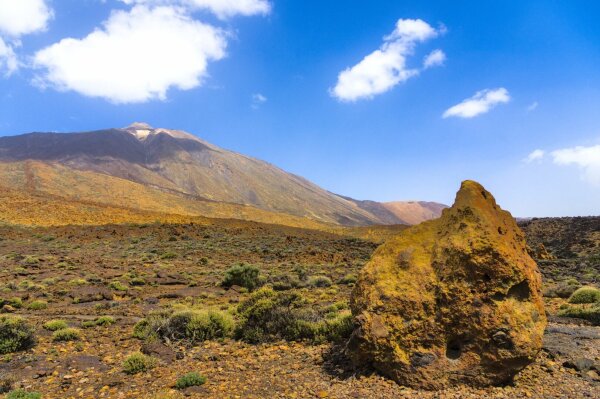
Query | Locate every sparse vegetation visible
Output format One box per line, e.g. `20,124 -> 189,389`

0,316 -> 35,354
221,263 -> 262,291
52,328 -> 81,342
175,372 -> 207,389
6,389 -> 42,399
568,286 -> 600,304
123,352 -> 157,374
109,281 -> 128,292
95,316 -> 116,326
43,320 -> 68,331
134,308 -> 234,343
235,287 -> 353,344
27,300 -> 48,310
308,275 -> 332,288
558,303 -> 600,325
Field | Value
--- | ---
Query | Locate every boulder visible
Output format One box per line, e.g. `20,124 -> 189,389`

348,180 -> 546,389
70,286 -> 113,303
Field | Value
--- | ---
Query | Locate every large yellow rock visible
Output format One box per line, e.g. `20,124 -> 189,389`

348,181 -> 546,388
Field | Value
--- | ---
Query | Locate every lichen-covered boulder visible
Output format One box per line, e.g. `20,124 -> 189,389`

348,180 -> 546,389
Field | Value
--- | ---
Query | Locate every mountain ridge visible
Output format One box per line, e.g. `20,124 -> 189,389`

0,124 -> 446,227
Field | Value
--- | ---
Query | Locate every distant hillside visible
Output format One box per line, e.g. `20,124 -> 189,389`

518,217 -> 600,284
0,123 -> 445,227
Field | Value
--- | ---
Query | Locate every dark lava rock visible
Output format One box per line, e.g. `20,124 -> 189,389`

141,342 -> 177,364
70,286 -> 113,303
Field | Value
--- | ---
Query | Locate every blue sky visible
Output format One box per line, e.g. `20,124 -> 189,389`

0,0 -> 599,217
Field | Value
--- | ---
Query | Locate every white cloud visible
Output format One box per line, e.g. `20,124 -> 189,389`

0,0 -> 53,37
423,49 -> 446,69
524,149 -> 545,163
443,88 -> 510,119
551,144 -> 600,185
527,101 -> 539,112
330,19 -> 443,102
33,6 -> 227,104
251,93 -> 267,108
118,0 -> 271,19
0,37 -> 18,75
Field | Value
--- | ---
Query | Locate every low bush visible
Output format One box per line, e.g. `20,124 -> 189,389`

160,252 -> 177,260
133,308 -> 234,344
554,279 -> 582,298
52,328 -> 80,342
123,352 -> 157,374
6,389 -> 41,399
109,281 -> 128,292
558,304 -> 600,325
43,320 -> 68,331
6,298 -> 22,309
27,300 -> 47,311
235,288 -> 353,344
338,274 -> 357,285
175,372 -> 207,389
95,316 -> 116,326
221,264 -> 261,291
307,276 -> 332,288
270,274 -> 302,291
568,286 -> 600,304
0,316 -> 35,354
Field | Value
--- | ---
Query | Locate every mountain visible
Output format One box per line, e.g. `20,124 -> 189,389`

0,123 -> 446,227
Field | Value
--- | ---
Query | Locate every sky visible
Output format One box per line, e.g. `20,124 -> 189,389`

0,0 -> 599,217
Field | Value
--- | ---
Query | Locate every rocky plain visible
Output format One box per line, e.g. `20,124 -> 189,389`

0,182 -> 597,398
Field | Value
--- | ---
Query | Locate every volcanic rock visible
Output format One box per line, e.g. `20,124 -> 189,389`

348,180 -> 547,388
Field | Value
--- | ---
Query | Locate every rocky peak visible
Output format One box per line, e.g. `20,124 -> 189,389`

348,180 -> 546,389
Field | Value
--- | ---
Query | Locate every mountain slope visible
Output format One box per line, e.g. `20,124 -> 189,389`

0,124 -> 446,226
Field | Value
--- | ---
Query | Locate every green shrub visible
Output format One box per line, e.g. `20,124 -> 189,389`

52,328 -> 80,342
175,372 -> 207,389
6,389 -> 41,399
7,298 -> 22,309
307,276 -> 332,288
553,279 -> 582,298
338,274 -> 357,285
568,286 -> 600,304
134,308 -> 234,344
22,256 -> 39,265
235,288 -> 353,344
270,274 -> 301,291
68,278 -> 88,286
221,264 -> 261,291
43,320 -> 68,331
95,316 -> 116,326
109,281 -> 128,292
129,277 -> 146,286
0,316 -> 35,354
123,352 -> 157,374
558,304 -> 600,325
27,300 -> 47,310
160,252 -> 178,260
81,321 -> 96,329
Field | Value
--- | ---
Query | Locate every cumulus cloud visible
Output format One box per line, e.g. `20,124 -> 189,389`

33,6 -> 228,104
330,19 -> 444,102
0,38 -> 18,75
524,149 -> 545,163
118,0 -> 271,19
0,0 -> 52,37
551,144 -> 600,185
423,49 -> 446,69
527,101 -> 539,112
251,93 -> 267,108
0,0 -> 53,75
443,88 -> 510,119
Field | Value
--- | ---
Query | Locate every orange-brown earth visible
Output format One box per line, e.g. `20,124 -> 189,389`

0,220 -> 598,398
